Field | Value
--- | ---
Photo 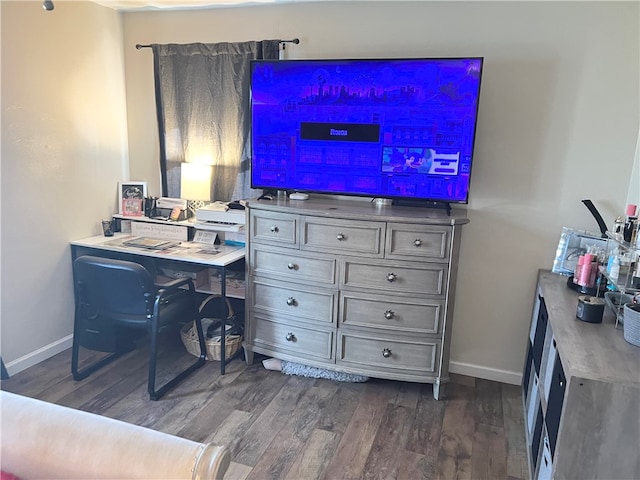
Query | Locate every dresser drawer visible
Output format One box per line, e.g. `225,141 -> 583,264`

339,291 -> 443,334
342,259 -> 447,296
337,331 -> 440,375
250,244 -> 337,286
386,223 -> 451,262
250,277 -> 337,324
252,315 -> 334,361
250,210 -> 298,246
301,217 -> 384,257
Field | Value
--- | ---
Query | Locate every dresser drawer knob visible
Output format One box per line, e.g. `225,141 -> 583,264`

286,296 -> 296,306
287,263 -> 296,270
286,332 -> 295,342
386,273 -> 397,282
270,225 -> 279,233
382,348 -> 392,358
336,232 -> 345,241
414,238 -> 422,247
384,309 -> 395,320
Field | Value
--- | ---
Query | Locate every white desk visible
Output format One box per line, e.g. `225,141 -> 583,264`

70,233 -> 246,374
71,233 -> 245,268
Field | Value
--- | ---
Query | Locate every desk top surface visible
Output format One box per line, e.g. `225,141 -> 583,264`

71,234 -> 245,267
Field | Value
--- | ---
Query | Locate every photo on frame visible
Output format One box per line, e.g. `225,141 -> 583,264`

118,181 -> 147,216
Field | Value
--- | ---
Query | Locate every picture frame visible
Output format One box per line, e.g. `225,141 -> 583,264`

118,181 -> 147,216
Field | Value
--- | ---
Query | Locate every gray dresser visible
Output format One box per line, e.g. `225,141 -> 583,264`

245,197 -> 468,399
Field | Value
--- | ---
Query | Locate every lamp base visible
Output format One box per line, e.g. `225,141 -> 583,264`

187,200 -> 206,219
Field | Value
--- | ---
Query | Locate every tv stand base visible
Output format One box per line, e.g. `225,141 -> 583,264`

372,198 -> 393,206
392,199 -> 452,216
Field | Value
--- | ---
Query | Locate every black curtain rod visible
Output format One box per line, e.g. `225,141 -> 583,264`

135,38 -> 299,50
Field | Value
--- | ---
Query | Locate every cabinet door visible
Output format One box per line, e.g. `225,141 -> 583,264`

526,373 -> 540,438
536,431 -> 553,480
545,354 -> 566,457
542,336 -> 558,400
531,404 -> 544,473
532,295 -> 548,375
523,340 -> 534,401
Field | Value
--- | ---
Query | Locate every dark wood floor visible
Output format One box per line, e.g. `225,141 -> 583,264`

1,335 -> 527,480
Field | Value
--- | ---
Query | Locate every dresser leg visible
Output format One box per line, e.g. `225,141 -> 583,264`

243,347 -> 254,365
433,380 -> 446,400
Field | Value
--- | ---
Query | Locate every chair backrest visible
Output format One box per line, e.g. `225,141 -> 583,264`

73,255 -> 157,319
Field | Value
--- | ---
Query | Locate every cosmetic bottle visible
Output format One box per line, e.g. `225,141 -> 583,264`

613,216 -> 624,239
578,254 -> 593,287
574,255 -> 585,284
607,248 -> 619,274
623,204 -> 638,243
610,256 -> 620,282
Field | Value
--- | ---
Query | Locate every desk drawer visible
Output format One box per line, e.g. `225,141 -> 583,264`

301,217 -> 383,257
250,277 -> 337,324
250,210 -> 299,246
337,330 -> 440,375
251,245 -> 336,286
386,223 -> 451,262
342,259 -> 447,296
339,291 -> 442,334
252,315 -> 334,362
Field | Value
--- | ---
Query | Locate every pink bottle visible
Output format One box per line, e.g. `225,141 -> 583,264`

574,255 -> 585,284
578,253 -> 593,287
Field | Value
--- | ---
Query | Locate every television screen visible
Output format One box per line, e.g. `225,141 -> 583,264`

250,57 -> 483,204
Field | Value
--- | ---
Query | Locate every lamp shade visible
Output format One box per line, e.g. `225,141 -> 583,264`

180,163 -> 212,201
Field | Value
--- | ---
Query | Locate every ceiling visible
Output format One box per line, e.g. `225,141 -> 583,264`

91,0 -> 319,10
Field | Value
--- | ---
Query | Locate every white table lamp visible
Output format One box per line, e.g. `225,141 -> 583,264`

181,163 -> 212,218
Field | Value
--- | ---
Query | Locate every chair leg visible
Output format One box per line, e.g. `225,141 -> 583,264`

71,320 -> 125,381
147,317 -> 207,401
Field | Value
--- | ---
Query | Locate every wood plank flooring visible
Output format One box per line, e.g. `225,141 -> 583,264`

1,336 -> 527,480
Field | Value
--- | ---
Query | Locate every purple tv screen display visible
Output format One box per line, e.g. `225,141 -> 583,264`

250,57 -> 483,203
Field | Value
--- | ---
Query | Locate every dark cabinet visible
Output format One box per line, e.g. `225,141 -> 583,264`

523,271 -> 640,479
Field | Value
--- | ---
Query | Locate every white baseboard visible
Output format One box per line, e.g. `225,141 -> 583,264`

4,335 -> 73,377
5,337 -> 524,386
450,360 -> 522,386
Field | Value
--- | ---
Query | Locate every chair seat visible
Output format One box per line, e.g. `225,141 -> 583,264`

103,288 -> 194,328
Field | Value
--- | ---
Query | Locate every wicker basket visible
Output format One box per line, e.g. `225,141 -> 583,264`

622,303 -> 640,347
181,322 -> 242,361
180,294 -> 243,361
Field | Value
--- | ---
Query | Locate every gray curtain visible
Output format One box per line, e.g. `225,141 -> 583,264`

152,41 -> 280,201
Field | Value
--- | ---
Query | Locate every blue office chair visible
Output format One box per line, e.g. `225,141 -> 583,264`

71,255 -> 207,400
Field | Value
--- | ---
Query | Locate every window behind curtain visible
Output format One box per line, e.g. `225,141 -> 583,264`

152,41 -> 280,201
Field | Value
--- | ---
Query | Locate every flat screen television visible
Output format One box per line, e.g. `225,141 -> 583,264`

250,57 -> 483,205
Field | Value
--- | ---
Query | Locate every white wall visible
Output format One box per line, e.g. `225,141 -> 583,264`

627,131 -> 640,208
122,1 -> 639,383
0,1 -> 129,373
